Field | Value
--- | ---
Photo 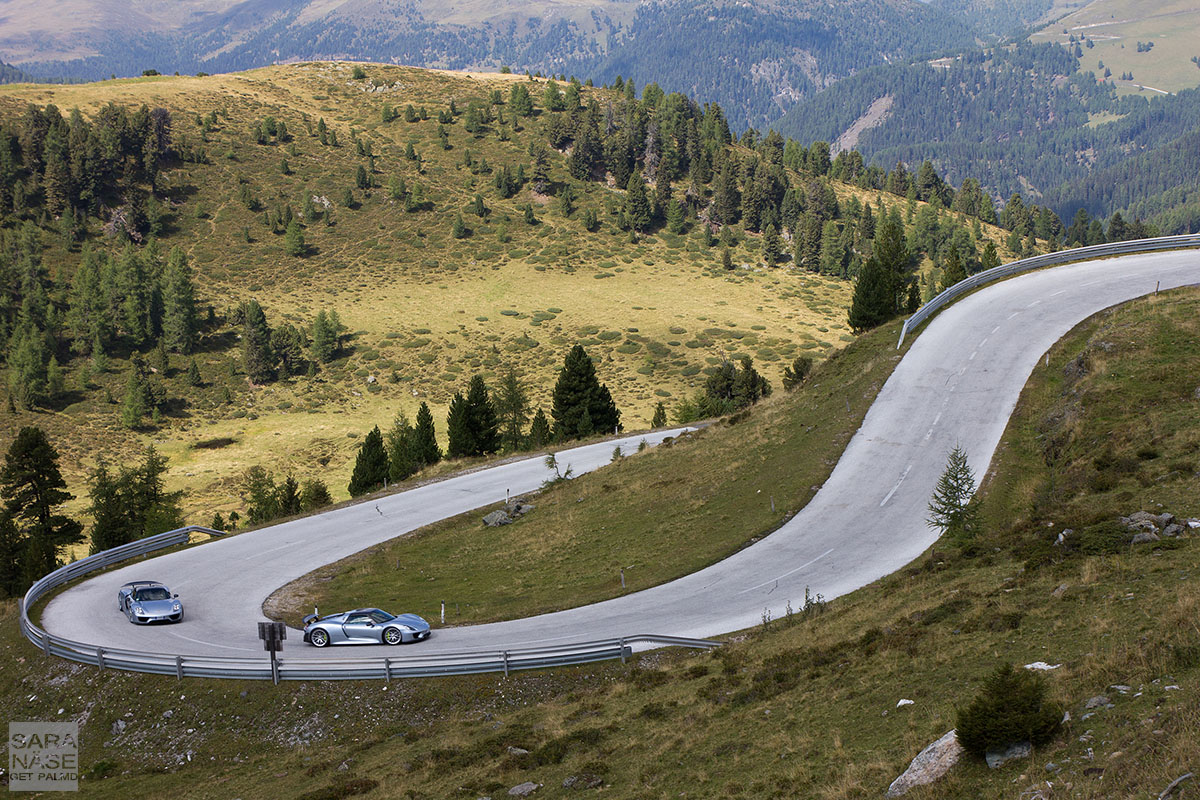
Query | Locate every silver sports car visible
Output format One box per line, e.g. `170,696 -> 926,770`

117,581 -> 184,624
301,608 -> 431,647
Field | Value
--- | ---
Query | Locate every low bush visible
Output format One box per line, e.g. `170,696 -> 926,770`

956,663 -> 1062,758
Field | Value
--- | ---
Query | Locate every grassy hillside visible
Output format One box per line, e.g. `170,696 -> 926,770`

0,64 -> 1009,532
5,287 -> 1198,799
1031,0 -> 1200,94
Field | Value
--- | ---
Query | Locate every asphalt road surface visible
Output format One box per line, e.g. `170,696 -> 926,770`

42,250 -> 1199,659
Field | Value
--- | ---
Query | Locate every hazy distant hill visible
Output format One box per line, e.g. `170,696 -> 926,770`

3,0 -> 975,130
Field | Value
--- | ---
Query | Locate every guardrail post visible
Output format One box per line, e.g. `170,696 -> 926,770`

503,651 -> 509,677
271,656 -> 279,685
619,638 -> 626,664
176,655 -> 184,680
96,648 -> 105,671
384,658 -> 391,682
41,632 -> 51,657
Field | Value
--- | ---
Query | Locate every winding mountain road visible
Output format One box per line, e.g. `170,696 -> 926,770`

42,250 -> 1199,659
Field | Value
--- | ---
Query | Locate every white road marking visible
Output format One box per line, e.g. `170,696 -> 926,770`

1051,290 -> 1066,297
979,337 -> 988,347
879,464 -> 914,507
1008,311 -> 1019,320
969,351 -> 977,361
739,548 -> 836,594
991,325 -> 1001,334
254,543 -> 294,557
1027,299 -> 1042,308
164,630 -> 260,652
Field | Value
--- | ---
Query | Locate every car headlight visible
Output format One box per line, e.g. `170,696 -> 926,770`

133,606 -> 144,614
173,603 -> 181,611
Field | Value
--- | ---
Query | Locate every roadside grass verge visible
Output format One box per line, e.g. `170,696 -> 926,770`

2,290 -> 1198,798
267,318 -> 911,626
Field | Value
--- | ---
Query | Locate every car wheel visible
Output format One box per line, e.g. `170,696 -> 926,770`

310,629 -> 330,648
383,627 -> 403,645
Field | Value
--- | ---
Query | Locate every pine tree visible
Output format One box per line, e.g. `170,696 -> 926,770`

445,392 -> 473,458
187,358 -> 202,386
495,368 -> 529,452
761,223 -> 781,267
651,401 -> 667,428
413,402 -> 442,466
666,198 -> 685,234
348,426 -> 389,497
527,407 -> 551,449
161,246 -> 198,354
927,444 -> 980,545
242,299 -> 275,383
452,212 -> 467,239
277,476 -> 302,516
551,345 -> 620,440
722,247 -> 733,270
941,248 -> 968,291
284,220 -> 306,257
299,479 -> 333,511
847,256 -> 897,333
466,374 -> 500,455
1,427 -> 83,584
386,413 -> 419,482
311,310 -> 336,363
625,172 -> 652,232
782,356 -> 813,390
120,368 -> 147,429
242,466 -> 280,523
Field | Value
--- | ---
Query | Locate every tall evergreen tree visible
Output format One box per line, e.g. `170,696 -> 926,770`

761,223 -> 781,267
1,427 -> 83,585
311,309 -> 337,363
927,445 -> 981,545
242,299 -> 275,383
348,425 -> 389,497
299,479 -> 333,512
446,392 -> 474,458
413,402 -> 442,466
161,246 -> 198,354
495,368 -> 529,453
551,345 -> 620,440
847,256 -> 897,333
465,374 -> 500,455
651,401 -> 668,428
527,407 -> 552,449
625,172 -> 652,232
241,466 -> 280,524
385,413 -> 419,482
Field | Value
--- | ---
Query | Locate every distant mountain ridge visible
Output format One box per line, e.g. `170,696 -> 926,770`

4,0 -> 975,130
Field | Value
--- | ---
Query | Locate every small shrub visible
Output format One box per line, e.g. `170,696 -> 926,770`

1075,520 -> 1129,555
956,664 -> 1063,759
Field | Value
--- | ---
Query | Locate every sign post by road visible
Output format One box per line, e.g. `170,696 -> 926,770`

257,621 -> 286,684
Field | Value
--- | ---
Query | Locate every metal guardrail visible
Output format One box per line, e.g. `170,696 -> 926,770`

19,526 -> 720,681
897,234 -> 1200,347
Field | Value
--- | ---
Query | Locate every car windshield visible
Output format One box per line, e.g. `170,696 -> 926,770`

367,610 -> 394,623
135,587 -> 170,601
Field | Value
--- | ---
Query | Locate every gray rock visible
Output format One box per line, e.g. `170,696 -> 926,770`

985,741 -> 1031,769
162,710 -> 173,718
506,746 -> 529,756
366,375 -> 377,384
1132,531 -> 1160,545
1163,524 -> 1184,538
1188,519 -> 1200,530
885,729 -> 963,797
562,774 -> 604,790
1130,520 -> 1159,535
1157,513 -> 1176,528
111,719 -> 126,735
1128,511 -> 1159,526
483,510 -> 511,527
1052,583 -> 1069,598
508,783 -> 540,797
1085,695 -> 1110,709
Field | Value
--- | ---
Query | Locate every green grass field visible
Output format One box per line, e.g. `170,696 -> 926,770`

5,287 -> 1199,799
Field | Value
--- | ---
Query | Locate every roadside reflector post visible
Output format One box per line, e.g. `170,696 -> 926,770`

258,621 -> 287,685
441,601 -> 445,625
620,568 -> 625,589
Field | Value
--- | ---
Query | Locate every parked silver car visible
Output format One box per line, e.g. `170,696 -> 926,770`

117,581 -> 184,624
301,608 -> 431,647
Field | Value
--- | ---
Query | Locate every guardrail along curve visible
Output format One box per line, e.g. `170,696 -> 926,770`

898,234 -> 1200,347
19,526 -> 719,682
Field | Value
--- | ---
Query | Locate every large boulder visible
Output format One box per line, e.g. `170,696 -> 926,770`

483,510 -> 512,527
885,729 -> 963,797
